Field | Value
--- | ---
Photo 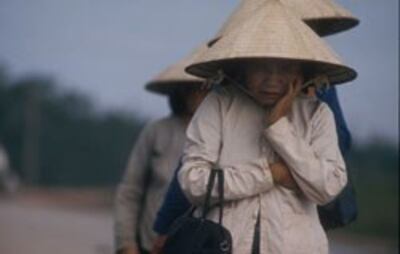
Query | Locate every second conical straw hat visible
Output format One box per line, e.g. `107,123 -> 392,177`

209,0 -> 358,45
145,44 -> 207,95
187,0 -> 357,86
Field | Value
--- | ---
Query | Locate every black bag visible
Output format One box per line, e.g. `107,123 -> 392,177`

317,175 -> 358,230
162,169 -> 232,254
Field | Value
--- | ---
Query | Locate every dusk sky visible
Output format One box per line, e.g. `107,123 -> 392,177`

0,0 -> 398,144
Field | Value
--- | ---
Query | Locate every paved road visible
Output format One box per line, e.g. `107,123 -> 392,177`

0,199 -> 397,254
0,200 -> 113,254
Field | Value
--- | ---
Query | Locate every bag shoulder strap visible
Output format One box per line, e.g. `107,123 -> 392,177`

202,169 -> 224,225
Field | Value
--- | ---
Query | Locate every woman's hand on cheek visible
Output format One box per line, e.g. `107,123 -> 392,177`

267,79 -> 302,126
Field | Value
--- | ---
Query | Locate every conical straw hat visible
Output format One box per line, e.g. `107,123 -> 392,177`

187,0 -> 357,86
145,44 -> 206,95
209,0 -> 358,46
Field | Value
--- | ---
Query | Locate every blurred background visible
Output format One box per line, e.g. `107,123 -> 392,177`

0,0 -> 398,254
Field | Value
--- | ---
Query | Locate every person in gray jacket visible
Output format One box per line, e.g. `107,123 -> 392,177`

114,46 -> 209,254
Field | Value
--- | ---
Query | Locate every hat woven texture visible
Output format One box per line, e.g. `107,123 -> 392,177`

187,0 -> 357,86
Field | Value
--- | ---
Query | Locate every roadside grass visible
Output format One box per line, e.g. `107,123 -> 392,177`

343,165 -> 398,244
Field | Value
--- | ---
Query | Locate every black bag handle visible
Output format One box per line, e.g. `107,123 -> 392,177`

202,169 -> 224,225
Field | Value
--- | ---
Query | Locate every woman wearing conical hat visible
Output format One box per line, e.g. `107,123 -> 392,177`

175,1 -> 356,254
114,45 -> 209,254
152,1 -> 358,253
208,0 -> 357,155
206,0 -> 357,156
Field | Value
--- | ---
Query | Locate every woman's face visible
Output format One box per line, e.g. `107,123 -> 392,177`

244,61 -> 302,107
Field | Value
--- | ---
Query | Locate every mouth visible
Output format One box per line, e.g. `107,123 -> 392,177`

260,91 -> 281,98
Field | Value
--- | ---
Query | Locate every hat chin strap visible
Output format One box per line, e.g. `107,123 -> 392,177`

205,70 -> 225,88
302,75 -> 331,92
209,70 -> 260,103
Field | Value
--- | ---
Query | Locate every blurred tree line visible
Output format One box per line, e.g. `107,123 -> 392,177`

0,66 -> 145,186
344,141 -> 398,240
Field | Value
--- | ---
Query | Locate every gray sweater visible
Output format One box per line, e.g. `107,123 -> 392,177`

114,115 -> 186,252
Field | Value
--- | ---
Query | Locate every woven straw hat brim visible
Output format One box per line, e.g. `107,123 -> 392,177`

145,44 -> 207,95
208,17 -> 359,47
305,17 -> 359,37
284,0 -> 359,36
209,0 -> 358,45
187,0 -> 357,86
187,57 -> 356,86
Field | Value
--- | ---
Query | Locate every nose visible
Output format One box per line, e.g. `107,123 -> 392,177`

261,70 -> 282,91
268,64 -> 283,81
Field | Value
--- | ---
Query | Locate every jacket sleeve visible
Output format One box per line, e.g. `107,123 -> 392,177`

264,103 -> 347,205
114,123 -> 154,251
178,92 -> 275,206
